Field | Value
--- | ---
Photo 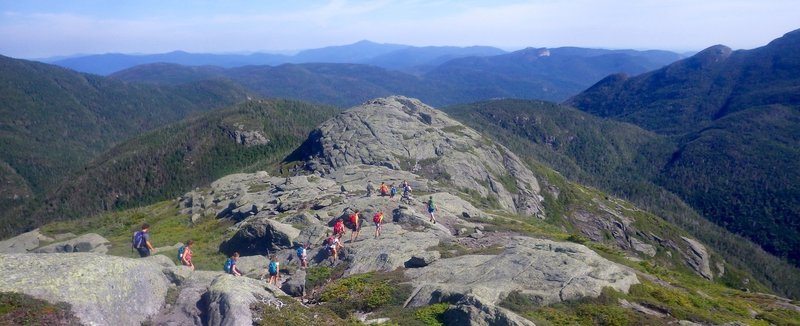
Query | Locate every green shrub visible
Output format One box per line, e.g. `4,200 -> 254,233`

0,292 -> 81,326
414,303 -> 450,326
320,273 -> 395,317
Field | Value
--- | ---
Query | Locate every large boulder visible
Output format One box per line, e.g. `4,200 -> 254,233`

220,219 -> 301,256
281,269 -> 306,297
202,274 -> 282,326
442,295 -> 536,326
151,271 -> 220,326
0,229 -> 53,253
405,236 -> 639,308
682,236 -> 713,280
33,233 -> 111,254
343,223 -> 442,276
0,253 -> 172,326
297,96 -> 544,216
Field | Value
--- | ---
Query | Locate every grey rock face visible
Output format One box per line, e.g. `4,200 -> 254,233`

405,237 -> 639,308
682,236 -> 713,280
298,96 -> 543,217
281,269 -> 306,297
343,224 -> 442,276
203,274 -> 280,326
33,233 -> 111,254
442,295 -> 536,326
0,253 -> 171,326
220,219 -> 300,256
0,228 -> 53,253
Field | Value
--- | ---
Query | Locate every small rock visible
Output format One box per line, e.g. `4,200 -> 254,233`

405,251 -> 441,268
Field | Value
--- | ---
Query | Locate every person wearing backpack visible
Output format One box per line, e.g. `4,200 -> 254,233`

379,182 -> 389,196
132,223 -> 156,257
349,210 -> 361,243
225,252 -> 242,276
179,240 -> 195,271
373,211 -> 384,238
267,255 -> 280,286
427,196 -> 437,224
326,232 -> 342,264
333,218 -> 345,240
296,243 -> 308,269
389,183 -> 397,199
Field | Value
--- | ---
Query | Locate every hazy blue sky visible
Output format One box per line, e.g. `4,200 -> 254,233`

1,0 -> 798,58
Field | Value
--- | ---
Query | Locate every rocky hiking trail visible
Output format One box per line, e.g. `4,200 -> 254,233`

2,96 -> 798,325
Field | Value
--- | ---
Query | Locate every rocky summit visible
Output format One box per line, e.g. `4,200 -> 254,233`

3,96 -> 794,325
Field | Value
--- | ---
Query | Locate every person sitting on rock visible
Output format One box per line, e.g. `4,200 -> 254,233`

333,218 -> 346,240
427,196 -> 438,224
225,252 -> 243,276
181,240 -> 195,271
268,255 -> 280,286
132,223 -> 156,258
373,211 -> 384,238
379,182 -> 389,196
349,210 -> 362,243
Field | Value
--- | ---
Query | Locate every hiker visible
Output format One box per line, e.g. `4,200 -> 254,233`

379,182 -> 389,196
326,232 -> 342,263
390,183 -> 397,199
366,181 -> 374,197
349,210 -> 362,243
132,223 -> 156,257
401,180 -> 409,190
427,196 -> 437,224
333,218 -> 346,240
401,183 -> 413,204
373,211 -> 384,238
179,240 -> 195,271
296,243 -> 308,269
225,252 -> 243,276
268,255 -> 280,286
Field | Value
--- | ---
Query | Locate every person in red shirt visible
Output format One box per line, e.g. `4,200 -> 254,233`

181,240 -> 195,271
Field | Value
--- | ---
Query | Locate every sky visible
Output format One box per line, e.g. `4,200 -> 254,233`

1,0 -> 799,59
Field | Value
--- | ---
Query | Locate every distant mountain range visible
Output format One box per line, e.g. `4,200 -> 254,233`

108,46 -> 682,106
44,40 -> 508,75
567,28 -> 800,267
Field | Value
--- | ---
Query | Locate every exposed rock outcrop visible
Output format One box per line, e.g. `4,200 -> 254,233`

203,274 -> 281,326
296,96 -> 544,217
219,219 -> 300,256
405,237 -> 639,308
0,253 -> 172,326
33,233 -> 111,254
682,236 -> 713,280
0,228 -> 53,253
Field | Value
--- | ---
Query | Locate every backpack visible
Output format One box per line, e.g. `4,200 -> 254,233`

177,245 -> 185,261
132,231 -> 144,249
224,258 -> 234,273
349,213 -> 358,225
268,261 -> 278,274
373,212 -> 382,224
334,221 -> 344,234
296,246 -> 305,257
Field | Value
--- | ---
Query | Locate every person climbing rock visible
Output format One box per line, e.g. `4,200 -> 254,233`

268,255 -> 280,286
132,223 -> 156,257
180,240 -> 195,271
333,218 -> 346,240
373,211 -> 384,238
390,183 -> 397,199
427,196 -> 437,224
296,243 -> 308,269
225,252 -> 243,276
349,210 -> 362,243
366,181 -> 374,197
326,232 -> 342,264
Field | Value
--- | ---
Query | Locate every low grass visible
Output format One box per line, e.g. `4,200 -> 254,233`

40,200 -> 234,271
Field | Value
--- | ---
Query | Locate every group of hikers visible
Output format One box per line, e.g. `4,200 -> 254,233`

130,178 -> 438,285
